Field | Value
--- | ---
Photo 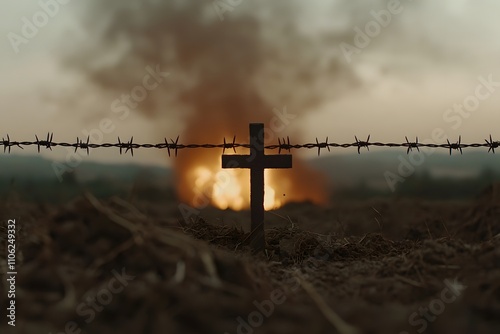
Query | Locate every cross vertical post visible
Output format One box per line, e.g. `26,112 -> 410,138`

222,123 -> 292,251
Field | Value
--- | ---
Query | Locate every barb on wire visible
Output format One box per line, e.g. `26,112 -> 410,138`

171,136 -> 179,157
2,135 -> 23,153
35,133 -> 54,153
125,137 -> 134,157
164,138 -> 171,157
315,137 -> 330,156
485,135 -> 499,154
76,136 -> 91,155
1,133 -> 500,157
355,135 -> 370,154
278,137 -> 292,154
2,135 -> 10,154
405,136 -> 420,154
447,136 -> 463,155
118,137 -> 126,155
223,136 -> 237,154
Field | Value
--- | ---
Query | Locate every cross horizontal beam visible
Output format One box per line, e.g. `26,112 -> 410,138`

221,155 -> 292,169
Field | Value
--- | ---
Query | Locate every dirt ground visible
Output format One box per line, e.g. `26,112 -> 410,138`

1,191 -> 500,334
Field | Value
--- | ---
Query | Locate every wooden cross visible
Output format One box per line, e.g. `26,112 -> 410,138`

222,123 -> 292,251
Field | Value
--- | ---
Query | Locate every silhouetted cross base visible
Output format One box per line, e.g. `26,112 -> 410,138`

222,123 -> 292,252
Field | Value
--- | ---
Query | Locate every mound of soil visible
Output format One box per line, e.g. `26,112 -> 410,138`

1,195 -> 499,334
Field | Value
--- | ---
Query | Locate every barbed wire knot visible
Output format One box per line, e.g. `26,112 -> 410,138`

278,137 -> 292,154
35,133 -> 54,153
75,136 -> 91,155
405,136 -> 420,154
2,135 -> 22,153
485,135 -> 499,154
125,137 -> 135,156
223,136 -> 237,154
170,136 -> 179,157
355,135 -> 371,154
447,136 -> 463,155
314,137 -> 330,156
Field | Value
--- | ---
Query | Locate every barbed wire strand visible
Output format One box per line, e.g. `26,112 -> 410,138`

1,133 -> 499,156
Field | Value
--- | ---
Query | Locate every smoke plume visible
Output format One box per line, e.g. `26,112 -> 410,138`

61,0 -> 358,208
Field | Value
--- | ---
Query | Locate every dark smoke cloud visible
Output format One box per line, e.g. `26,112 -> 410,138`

57,0 -> 474,207
61,0 -> 357,124
60,0 -> 474,122
59,0 -> 362,206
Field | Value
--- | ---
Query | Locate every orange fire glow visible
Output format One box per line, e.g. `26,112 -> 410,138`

175,143 -> 328,211
193,165 -> 283,210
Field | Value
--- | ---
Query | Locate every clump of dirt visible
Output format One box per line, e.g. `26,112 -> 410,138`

458,205 -> 500,243
182,217 -> 247,250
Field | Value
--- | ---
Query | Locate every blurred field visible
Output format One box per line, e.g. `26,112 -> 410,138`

1,186 -> 499,334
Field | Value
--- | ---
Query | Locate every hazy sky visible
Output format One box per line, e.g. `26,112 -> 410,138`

1,0 -> 500,166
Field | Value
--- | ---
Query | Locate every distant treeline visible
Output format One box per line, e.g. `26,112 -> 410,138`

0,173 -> 175,203
2,168 -> 498,204
334,168 -> 500,200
